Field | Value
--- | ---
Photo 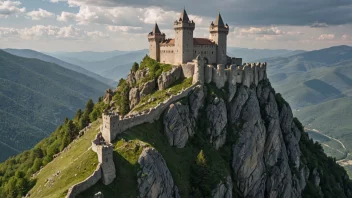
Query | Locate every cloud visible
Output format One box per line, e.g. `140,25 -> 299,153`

62,0 -> 352,26
107,25 -> 143,33
318,34 -> 335,40
27,8 -> 54,20
50,0 -> 66,3
310,22 -> 329,28
0,25 -> 107,40
0,0 -> 25,18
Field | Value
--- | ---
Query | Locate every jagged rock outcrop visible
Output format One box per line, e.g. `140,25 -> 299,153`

157,66 -> 182,90
137,147 -> 180,198
127,73 -> 136,86
140,79 -> 156,98
212,176 -> 233,198
135,69 -> 148,82
163,102 -> 195,148
207,96 -> 227,150
103,89 -> 113,104
129,88 -> 140,109
230,81 -> 304,198
188,85 -> 206,120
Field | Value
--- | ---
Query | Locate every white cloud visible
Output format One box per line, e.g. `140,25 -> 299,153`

318,34 -> 335,40
50,0 -> 66,3
0,25 -> 107,40
107,25 -> 142,33
0,0 -> 25,18
27,8 -> 54,20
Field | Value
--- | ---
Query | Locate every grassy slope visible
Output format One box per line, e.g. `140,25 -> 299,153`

78,119 -> 230,198
28,120 -> 101,198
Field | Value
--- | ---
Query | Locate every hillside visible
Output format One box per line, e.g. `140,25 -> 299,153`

1,55 -> 352,198
0,50 -> 110,162
3,49 -> 116,86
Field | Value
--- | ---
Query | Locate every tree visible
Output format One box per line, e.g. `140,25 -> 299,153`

131,62 -> 139,72
85,99 -> 94,114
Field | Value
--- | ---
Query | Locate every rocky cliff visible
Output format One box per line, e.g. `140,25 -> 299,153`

77,78 -> 352,198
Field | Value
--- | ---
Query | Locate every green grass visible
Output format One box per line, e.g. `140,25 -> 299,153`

79,118 -> 230,198
28,120 -> 101,198
132,77 -> 193,112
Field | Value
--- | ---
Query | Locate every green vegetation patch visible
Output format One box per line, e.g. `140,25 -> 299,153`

138,55 -> 172,83
79,118 -> 229,197
28,120 -> 101,198
132,77 -> 193,112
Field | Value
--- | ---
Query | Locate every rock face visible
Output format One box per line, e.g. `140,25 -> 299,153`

188,85 -> 206,120
103,89 -> 113,104
137,147 -> 180,198
129,88 -> 140,109
212,176 -> 233,198
140,79 -> 156,98
206,96 -> 227,150
157,66 -> 182,90
163,102 -> 195,148
230,81 -> 304,198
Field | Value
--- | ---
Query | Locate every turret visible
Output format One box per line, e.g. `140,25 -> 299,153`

174,9 -> 195,64
148,23 -> 165,61
209,12 -> 229,64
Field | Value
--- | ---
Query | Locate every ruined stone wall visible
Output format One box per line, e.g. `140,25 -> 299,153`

65,164 -> 102,198
102,83 -> 199,143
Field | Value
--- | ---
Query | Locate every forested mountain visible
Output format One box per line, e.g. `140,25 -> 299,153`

3,49 -> 116,86
0,50 -> 110,162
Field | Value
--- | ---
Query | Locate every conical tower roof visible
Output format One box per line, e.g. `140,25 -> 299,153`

179,9 -> 190,22
152,23 -> 161,34
214,12 -> 225,27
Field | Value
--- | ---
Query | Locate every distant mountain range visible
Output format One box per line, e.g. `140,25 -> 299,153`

0,50 -> 110,162
50,49 -> 148,81
49,50 -> 130,62
3,49 -> 116,87
228,47 -> 306,62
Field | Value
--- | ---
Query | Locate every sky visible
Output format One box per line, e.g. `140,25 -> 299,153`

0,0 -> 351,52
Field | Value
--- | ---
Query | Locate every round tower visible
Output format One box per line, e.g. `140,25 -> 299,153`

209,13 -> 229,65
174,9 -> 195,64
148,23 -> 165,61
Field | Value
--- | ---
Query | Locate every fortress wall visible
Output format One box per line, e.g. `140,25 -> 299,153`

105,83 -> 199,142
160,46 -> 175,64
193,45 -> 217,64
205,64 -> 213,83
65,164 -> 102,198
97,145 -> 116,185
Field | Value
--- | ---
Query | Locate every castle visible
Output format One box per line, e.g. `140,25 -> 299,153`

148,9 -> 242,66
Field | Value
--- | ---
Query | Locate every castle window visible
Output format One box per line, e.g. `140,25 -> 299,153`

212,51 -> 214,54
195,50 -> 196,53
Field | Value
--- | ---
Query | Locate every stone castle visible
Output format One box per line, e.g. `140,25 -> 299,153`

148,9 -> 242,66
66,9 -> 268,196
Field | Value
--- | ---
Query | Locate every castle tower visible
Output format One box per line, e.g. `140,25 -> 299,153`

148,23 -> 165,61
209,13 -> 229,64
174,9 -> 195,64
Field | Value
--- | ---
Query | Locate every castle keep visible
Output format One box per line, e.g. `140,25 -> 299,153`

148,9 -> 242,66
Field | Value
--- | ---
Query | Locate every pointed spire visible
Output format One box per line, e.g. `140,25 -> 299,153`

152,23 -> 161,34
214,12 -> 225,27
179,8 -> 190,22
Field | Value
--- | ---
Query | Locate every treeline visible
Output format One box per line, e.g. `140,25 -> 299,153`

0,98 -> 108,198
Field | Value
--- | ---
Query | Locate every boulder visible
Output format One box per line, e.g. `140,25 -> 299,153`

157,66 -> 182,90
163,102 -> 195,148
140,79 -> 156,98
135,69 -> 148,82
137,147 -> 180,198
126,73 -> 136,86
206,96 -> 227,150
129,88 -> 140,109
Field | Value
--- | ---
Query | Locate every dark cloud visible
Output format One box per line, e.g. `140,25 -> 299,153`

74,0 -> 352,26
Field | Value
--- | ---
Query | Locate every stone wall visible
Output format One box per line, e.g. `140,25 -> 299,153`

102,83 -> 199,143
65,164 -> 102,198
66,132 -> 116,197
